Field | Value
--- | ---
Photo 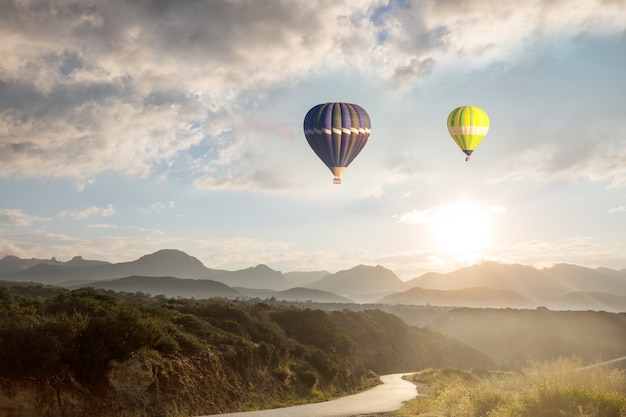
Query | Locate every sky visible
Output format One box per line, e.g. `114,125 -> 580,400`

1,0 -> 626,280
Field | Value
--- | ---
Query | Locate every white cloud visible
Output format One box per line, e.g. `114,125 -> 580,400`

0,209 -> 49,226
397,202 -> 506,225
150,201 -> 175,214
396,208 -> 433,225
58,204 -> 115,220
88,223 -> 118,229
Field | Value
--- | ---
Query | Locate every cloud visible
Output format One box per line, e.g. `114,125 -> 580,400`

490,139 -> 626,185
396,208 -> 433,225
149,201 -> 175,214
88,223 -> 118,229
608,205 -> 625,213
1,0 -> 624,189
396,202 -> 506,225
0,209 -> 50,226
58,204 -> 115,220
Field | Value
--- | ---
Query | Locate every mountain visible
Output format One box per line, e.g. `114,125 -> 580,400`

378,286 -> 533,308
307,265 -> 406,302
75,275 -> 240,299
283,270 -> 330,287
550,291 -> 626,312
2,249 -> 626,310
406,261 -> 626,302
543,264 -> 626,296
2,249 -> 222,284
235,287 -> 354,303
210,264 -> 287,290
0,255 -> 110,276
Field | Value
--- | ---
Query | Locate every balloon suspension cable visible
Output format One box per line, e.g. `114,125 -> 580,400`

333,176 -> 342,184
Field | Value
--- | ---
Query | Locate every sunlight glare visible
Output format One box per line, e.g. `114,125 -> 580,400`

430,203 -> 491,254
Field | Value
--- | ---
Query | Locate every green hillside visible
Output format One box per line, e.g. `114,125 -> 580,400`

0,286 -> 492,417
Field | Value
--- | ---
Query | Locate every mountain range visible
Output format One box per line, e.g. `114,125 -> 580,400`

1,249 -> 625,311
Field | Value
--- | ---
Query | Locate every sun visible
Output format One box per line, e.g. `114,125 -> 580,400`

429,203 -> 491,254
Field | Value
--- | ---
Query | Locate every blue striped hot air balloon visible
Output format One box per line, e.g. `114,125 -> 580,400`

303,102 -> 371,184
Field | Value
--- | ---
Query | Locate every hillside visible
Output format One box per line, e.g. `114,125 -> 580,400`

428,307 -> 626,367
379,286 -> 532,308
210,264 -> 288,289
307,264 -> 406,302
2,249 -> 221,284
235,286 -> 355,303
75,275 -> 241,299
0,286 -> 492,417
0,255 -> 110,275
405,261 -> 626,303
552,291 -> 626,311
283,270 -> 330,287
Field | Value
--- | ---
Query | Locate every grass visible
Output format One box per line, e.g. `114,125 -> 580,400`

397,357 -> 626,417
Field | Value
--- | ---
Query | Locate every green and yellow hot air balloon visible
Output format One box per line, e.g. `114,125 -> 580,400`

447,106 -> 489,161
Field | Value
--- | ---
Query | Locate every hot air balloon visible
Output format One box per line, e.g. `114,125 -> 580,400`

447,105 -> 489,161
303,102 -> 371,184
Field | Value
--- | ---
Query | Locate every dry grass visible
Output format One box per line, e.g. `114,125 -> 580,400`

398,357 -> 626,417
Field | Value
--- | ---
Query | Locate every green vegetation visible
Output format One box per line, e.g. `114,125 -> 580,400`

0,287 -> 366,392
398,357 -> 626,417
3,284 -> 624,417
0,285 -> 489,417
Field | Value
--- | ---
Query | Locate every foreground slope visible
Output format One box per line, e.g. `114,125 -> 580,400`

0,287 -> 492,417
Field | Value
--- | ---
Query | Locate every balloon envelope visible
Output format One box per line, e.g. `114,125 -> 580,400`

303,102 -> 371,184
447,106 -> 489,161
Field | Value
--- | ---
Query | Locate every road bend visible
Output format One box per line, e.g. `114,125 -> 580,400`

196,373 -> 417,417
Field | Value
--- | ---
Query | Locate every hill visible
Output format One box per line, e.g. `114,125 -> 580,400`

75,275 -> 241,299
0,255 -> 110,276
2,249 -> 221,284
551,291 -> 626,312
210,264 -> 287,289
235,286 -> 354,303
2,249 -> 626,311
307,264 -> 406,302
429,307 -> 626,367
283,270 -> 330,287
0,288 -> 493,417
405,261 -> 626,304
379,286 -> 532,308
0,250 -> 289,291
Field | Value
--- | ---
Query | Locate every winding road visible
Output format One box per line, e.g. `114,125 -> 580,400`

196,356 -> 626,417
196,373 -> 418,417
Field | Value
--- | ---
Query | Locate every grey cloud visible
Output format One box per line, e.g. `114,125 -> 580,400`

391,56 -> 436,87
0,0 -> 376,182
0,79 -> 123,119
2,0 -> 624,185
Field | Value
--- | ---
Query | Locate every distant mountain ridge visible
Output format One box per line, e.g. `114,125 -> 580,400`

307,264 -> 406,302
406,261 -> 626,301
76,275 -> 241,299
1,249 -> 220,284
1,249 -> 625,311
379,286 -> 532,308
0,255 -> 110,275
